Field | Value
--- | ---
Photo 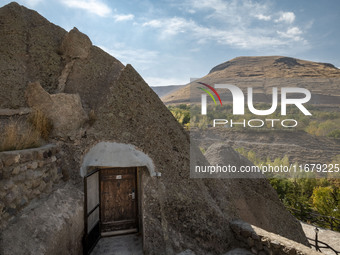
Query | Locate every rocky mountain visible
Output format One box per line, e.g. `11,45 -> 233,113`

0,3 -> 310,255
209,56 -> 339,77
162,56 -> 340,105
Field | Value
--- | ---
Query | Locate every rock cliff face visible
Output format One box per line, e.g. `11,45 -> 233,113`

0,2 -> 124,109
0,2 -> 309,254
0,2 -> 66,108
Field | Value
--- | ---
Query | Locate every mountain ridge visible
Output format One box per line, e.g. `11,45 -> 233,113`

162,56 -> 340,105
209,56 -> 338,75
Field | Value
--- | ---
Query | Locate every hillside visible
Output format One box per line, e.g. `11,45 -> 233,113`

209,56 -> 339,77
193,129 -> 340,166
162,56 -> 340,105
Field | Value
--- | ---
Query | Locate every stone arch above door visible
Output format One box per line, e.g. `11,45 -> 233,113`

80,141 -> 155,177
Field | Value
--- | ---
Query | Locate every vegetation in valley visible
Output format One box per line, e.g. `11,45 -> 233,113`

168,104 -> 190,129
168,104 -> 340,231
235,147 -> 340,231
168,103 -> 340,137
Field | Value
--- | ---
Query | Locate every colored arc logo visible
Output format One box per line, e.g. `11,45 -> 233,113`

197,82 -> 223,106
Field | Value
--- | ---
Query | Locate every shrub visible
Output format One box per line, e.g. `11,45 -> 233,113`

0,110 -> 52,152
328,129 -> 340,138
305,119 -> 340,137
28,109 -> 53,140
0,120 -> 41,152
312,186 -> 340,223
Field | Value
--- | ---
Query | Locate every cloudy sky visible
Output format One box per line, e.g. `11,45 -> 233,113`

2,0 -> 340,86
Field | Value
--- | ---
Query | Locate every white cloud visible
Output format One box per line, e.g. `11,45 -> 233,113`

142,19 -> 163,28
186,0 -> 228,13
141,0 -> 308,51
60,0 -> 111,17
143,17 -> 195,36
60,1 -> 134,21
277,27 -> 303,41
255,14 -> 271,21
185,0 -> 271,25
142,17 -> 287,49
113,14 -> 134,22
275,12 -> 295,24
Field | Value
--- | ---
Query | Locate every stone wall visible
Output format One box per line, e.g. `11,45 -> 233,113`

0,144 -> 63,229
230,220 -> 322,255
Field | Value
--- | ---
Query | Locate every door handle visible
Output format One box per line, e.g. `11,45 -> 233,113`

128,191 -> 135,200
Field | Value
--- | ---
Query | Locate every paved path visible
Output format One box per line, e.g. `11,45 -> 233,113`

301,222 -> 340,255
90,234 -> 143,255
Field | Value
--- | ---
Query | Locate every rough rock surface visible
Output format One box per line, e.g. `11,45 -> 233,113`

204,143 -> 254,174
59,27 -> 92,60
83,63 -> 239,254
57,27 -> 93,92
0,183 -> 84,255
63,45 -> 124,111
204,143 -> 308,245
0,2 -> 66,108
0,2 -> 124,110
25,81 -> 88,137
0,2 -> 309,255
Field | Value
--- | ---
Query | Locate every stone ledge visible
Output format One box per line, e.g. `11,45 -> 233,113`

0,108 -> 31,116
0,144 -> 57,166
230,220 -> 323,255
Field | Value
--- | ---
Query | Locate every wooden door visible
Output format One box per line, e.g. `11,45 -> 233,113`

100,167 -> 138,234
83,170 -> 100,254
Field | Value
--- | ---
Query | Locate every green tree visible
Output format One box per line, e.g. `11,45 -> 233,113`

312,186 -> 340,230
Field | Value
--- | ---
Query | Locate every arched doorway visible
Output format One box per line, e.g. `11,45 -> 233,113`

81,142 -> 155,254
